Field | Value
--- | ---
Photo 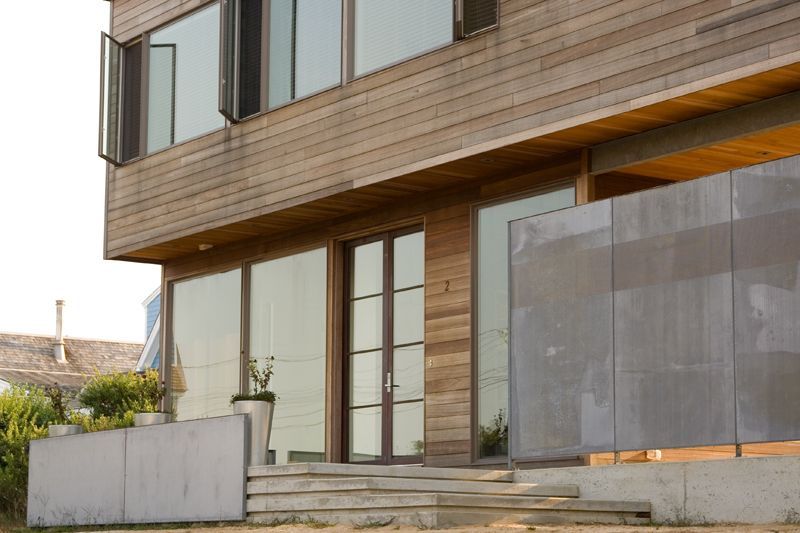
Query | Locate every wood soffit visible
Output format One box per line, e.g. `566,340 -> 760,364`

119,63 -> 800,263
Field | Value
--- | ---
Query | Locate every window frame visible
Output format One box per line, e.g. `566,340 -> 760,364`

469,178 -> 577,465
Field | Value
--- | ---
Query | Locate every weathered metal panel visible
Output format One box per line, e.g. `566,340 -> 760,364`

509,200 -> 614,458
123,415 -> 247,523
27,430 -> 127,527
733,155 -> 800,443
613,174 -> 736,451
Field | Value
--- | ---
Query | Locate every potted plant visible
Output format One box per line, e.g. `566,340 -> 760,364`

231,356 -> 277,466
133,373 -> 170,427
46,384 -> 84,437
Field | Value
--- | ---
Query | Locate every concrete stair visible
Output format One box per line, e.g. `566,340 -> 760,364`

246,463 -> 651,527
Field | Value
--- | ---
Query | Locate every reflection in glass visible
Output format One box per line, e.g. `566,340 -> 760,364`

351,241 -> 383,298
354,0 -> 453,76
476,187 -> 575,457
147,3 -> 224,153
393,288 -> 423,346
393,401 -> 423,457
171,268 -> 241,421
250,248 -> 327,465
392,345 -> 424,402
269,0 -> 342,108
350,406 -> 382,461
350,296 -> 382,352
393,232 -> 424,290
350,351 -> 382,407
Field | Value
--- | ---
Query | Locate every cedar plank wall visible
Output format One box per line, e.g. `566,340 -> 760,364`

106,0 -> 800,259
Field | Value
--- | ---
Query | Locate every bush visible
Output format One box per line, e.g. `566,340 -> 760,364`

0,385 -> 56,520
78,369 -> 164,420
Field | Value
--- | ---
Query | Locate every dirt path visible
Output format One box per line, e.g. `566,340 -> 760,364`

81,523 -> 800,533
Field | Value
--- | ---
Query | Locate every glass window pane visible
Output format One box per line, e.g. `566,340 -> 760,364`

393,401 -> 423,457
148,3 -> 224,153
349,406 -> 381,461
350,296 -> 382,352
352,240 -> 383,298
295,0 -> 341,99
268,0 -> 293,108
99,34 -> 121,163
171,268 -> 241,421
393,287 -> 423,346
393,345 -> 423,402
354,0 -> 453,76
349,350 -> 382,407
476,186 -> 575,457
250,248 -> 326,465
393,231 -> 424,290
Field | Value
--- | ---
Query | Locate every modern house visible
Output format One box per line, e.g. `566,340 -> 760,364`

97,0 -> 800,469
0,301 -> 142,392
30,0 -> 798,526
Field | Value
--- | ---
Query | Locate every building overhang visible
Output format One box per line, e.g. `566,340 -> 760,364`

114,63 -> 800,263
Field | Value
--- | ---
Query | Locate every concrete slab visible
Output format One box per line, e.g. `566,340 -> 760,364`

124,414 -> 247,523
27,429 -> 126,527
515,455 -> 800,524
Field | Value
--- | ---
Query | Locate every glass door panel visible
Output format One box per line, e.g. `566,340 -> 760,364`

345,228 -> 424,464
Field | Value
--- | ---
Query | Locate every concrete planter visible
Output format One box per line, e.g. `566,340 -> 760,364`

134,412 -> 172,427
48,424 -> 84,437
233,400 -> 274,466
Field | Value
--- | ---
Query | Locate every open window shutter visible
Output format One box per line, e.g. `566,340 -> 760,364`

219,0 -> 240,122
99,32 -> 123,164
461,0 -> 498,38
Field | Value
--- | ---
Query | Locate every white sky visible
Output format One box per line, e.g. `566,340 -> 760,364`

0,1 -> 160,343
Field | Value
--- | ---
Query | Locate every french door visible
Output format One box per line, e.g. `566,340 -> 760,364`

344,227 -> 425,464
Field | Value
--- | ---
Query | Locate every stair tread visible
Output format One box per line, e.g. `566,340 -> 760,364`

247,491 -> 650,514
247,476 -> 578,497
248,462 -> 513,482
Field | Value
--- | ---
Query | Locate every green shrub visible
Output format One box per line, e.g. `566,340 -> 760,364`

0,384 -> 56,519
78,369 -> 164,419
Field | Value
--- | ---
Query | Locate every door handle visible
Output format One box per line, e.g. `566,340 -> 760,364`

384,371 -> 399,392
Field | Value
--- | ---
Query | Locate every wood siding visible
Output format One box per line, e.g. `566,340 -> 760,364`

106,0 -> 800,259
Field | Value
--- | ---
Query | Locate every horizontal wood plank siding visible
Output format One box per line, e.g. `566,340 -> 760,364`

107,0 -> 800,259
424,205 -> 473,467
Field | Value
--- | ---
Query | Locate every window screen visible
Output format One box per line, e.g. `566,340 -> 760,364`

121,42 -> 142,161
462,0 -> 498,37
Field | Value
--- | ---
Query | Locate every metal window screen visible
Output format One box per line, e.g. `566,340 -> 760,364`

462,0 -> 498,38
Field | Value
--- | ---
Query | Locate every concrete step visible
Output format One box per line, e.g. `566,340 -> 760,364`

247,492 -> 651,527
247,475 -> 579,499
247,462 -> 513,482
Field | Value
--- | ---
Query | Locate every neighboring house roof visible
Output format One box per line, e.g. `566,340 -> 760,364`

0,333 -> 143,391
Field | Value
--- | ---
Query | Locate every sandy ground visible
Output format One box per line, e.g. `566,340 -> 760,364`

72,524 -> 800,533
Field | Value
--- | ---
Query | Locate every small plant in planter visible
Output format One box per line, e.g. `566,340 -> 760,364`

46,384 -> 83,437
231,356 -> 278,466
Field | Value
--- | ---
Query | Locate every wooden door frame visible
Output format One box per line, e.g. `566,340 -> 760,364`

340,225 -> 424,465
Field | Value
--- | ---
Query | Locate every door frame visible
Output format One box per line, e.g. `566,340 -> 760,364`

341,225 -> 424,465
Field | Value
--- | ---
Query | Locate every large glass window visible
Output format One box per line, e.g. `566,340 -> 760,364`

354,0 -> 453,76
476,186 -> 575,458
268,0 -> 342,108
147,3 -> 225,153
249,248 -> 327,464
170,268 -> 242,421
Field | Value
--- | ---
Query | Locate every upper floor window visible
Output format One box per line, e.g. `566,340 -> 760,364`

353,0 -> 453,77
101,0 -> 499,164
148,3 -> 224,153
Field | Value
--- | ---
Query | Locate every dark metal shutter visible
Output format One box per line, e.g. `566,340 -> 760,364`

239,0 -> 262,119
462,0 -> 498,38
121,42 -> 142,162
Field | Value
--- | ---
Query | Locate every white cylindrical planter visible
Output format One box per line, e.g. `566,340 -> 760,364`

233,400 -> 274,466
134,412 -> 172,427
48,424 -> 84,437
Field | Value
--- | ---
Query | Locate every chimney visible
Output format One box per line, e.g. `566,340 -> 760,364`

54,300 -> 66,363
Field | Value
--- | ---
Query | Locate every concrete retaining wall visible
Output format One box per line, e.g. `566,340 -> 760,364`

27,415 -> 247,527
515,456 -> 800,524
